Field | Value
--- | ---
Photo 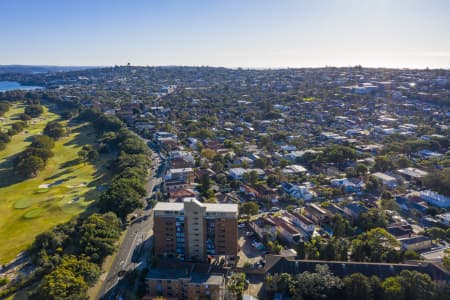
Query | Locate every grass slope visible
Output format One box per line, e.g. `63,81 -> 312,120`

0,102 -> 109,264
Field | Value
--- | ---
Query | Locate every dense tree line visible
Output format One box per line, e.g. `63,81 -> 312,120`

22,109 -> 153,298
267,265 -> 449,300
77,109 -> 152,220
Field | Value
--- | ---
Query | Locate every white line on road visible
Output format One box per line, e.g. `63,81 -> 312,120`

124,232 -> 139,268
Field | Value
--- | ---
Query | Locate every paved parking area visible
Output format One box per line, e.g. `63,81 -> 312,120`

237,226 -> 264,268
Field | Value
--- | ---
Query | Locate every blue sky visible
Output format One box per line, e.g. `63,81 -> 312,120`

1,0 -> 450,68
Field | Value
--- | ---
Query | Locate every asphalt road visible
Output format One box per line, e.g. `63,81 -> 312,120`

97,140 -> 164,300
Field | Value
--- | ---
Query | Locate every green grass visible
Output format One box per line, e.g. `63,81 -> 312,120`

23,208 -> 45,219
303,97 -> 319,102
0,102 -> 110,264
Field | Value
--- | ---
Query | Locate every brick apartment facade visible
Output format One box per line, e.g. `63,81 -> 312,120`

153,198 -> 238,261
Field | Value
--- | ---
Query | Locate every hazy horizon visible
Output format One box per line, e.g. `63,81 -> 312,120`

1,0 -> 450,69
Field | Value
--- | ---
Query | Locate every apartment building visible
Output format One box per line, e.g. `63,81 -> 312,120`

146,267 -> 226,300
153,198 -> 238,261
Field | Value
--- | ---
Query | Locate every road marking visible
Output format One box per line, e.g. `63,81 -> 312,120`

124,231 -> 140,267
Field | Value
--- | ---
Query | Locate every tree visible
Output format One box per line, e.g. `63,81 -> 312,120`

443,253 -> 450,271
23,147 -> 54,163
267,241 -> 282,254
345,167 -> 357,178
403,249 -> 420,260
78,213 -> 121,263
425,227 -> 447,241
8,121 -> 27,135
227,273 -> 246,299
351,228 -> 400,262
0,132 -> 10,144
37,267 -> 88,300
356,208 -> 387,231
245,170 -> 259,185
381,197 -> 399,212
398,270 -> 435,300
356,164 -> 368,177
14,155 -> 44,177
370,276 -> 383,300
44,121 -> 66,140
25,103 -> 44,118
381,277 -> 404,300
19,113 -> 32,121
366,176 -> 382,194
423,169 -> 450,197
254,158 -> 267,169
343,273 -> 372,300
240,202 -> 259,216
267,174 -> 278,188
98,178 -> 145,220
211,161 -> 224,173
332,214 -> 354,237
324,144 -> 358,166
60,255 -> 101,286
290,264 -> 343,299
77,149 -> 88,163
31,135 -> 55,149
272,273 -> 293,296
198,172 -> 211,196
201,148 -> 216,160
0,101 -> 10,116
374,156 -> 395,172
78,145 -> 98,164
304,237 -> 349,261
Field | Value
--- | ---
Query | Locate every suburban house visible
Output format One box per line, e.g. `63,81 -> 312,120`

302,204 -> 329,225
419,190 -> 450,208
330,178 -> 365,193
372,172 -> 398,189
291,212 -> 316,233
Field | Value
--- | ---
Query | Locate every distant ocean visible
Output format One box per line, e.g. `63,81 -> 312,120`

0,81 -> 43,92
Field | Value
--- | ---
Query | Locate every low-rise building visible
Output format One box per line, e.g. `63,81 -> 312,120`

146,260 -> 227,299
303,204 -> 329,225
436,212 -> 450,227
165,168 -> 195,184
250,217 -> 277,241
291,212 -> 316,233
419,190 -> 450,208
330,178 -> 365,193
400,236 -> 432,251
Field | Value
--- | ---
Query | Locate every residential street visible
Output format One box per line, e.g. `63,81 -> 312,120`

97,140 -> 164,300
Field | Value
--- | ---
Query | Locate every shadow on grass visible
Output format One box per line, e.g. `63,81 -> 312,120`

59,158 -> 80,169
0,155 -> 27,188
63,123 -> 92,147
44,168 -> 73,181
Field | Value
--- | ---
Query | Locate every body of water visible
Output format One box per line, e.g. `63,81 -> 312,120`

0,81 -> 43,92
